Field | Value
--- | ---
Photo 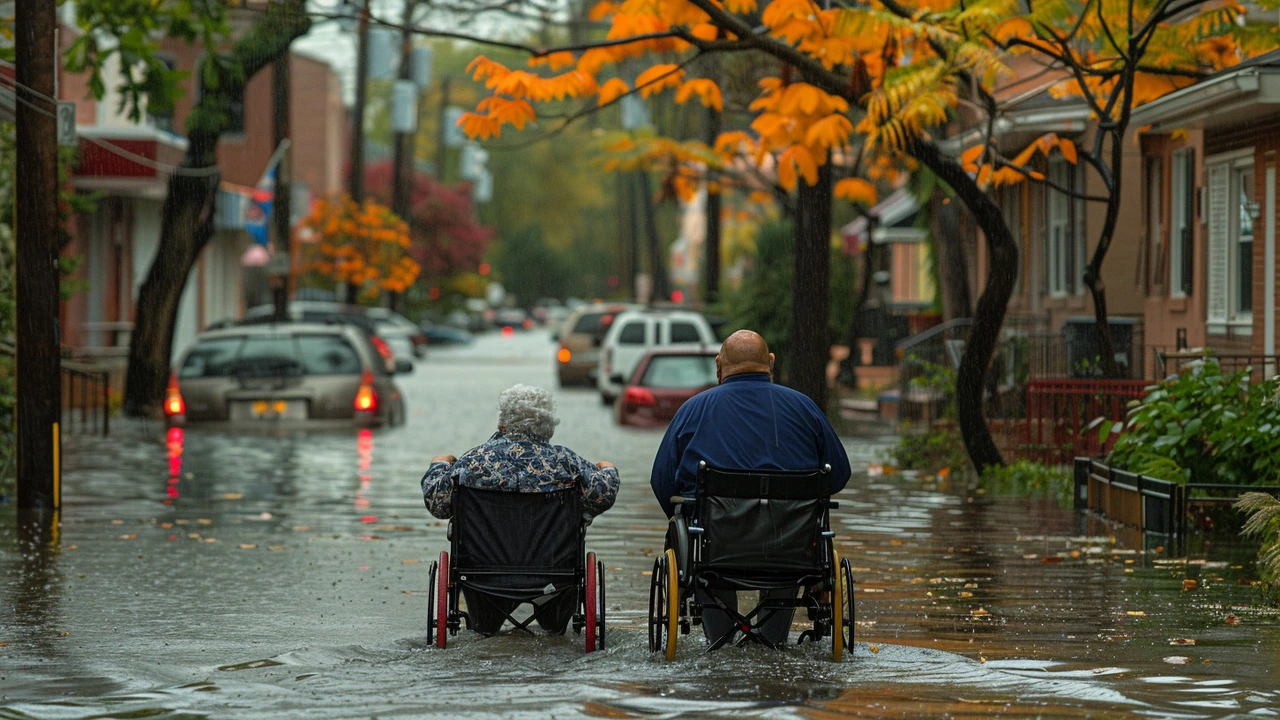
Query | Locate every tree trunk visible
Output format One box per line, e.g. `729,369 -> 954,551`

640,172 -> 669,301
123,1 -> 310,416
911,139 -> 1015,473
123,169 -> 219,416
930,191 -> 973,321
791,162 -> 833,411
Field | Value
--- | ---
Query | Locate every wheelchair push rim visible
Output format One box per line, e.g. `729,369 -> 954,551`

427,559 -> 438,646
840,556 -> 855,651
831,548 -> 844,662
585,551 -> 598,654
647,555 -> 664,654
436,550 -> 449,649
598,556 -> 607,650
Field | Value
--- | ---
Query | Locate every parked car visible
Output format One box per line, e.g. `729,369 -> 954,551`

421,322 -> 474,346
365,307 -> 429,358
596,308 -> 719,404
494,307 -> 533,331
243,301 -> 413,373
555,302 -> 639,387
616,349 -> 718,427
165,323 -> 406,428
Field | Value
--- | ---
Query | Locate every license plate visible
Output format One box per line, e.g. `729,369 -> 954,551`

231,400 -> 307,421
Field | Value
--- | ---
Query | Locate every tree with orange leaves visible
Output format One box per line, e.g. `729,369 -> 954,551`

299,194 -> 421,303
443,0 -> 1276,471
955,0 -> 1280,378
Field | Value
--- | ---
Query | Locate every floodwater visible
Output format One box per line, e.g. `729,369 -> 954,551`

2,329 -> 1278,718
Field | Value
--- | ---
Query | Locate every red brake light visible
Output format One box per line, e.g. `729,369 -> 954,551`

354,370 -> 378,413
622,387 -> 656,406
370,336 -> 392,360
164,373 -> 186,417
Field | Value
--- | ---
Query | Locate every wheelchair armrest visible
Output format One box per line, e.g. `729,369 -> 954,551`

670,495 -> 688,517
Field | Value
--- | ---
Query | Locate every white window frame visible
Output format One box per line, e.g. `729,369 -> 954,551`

1170,149 -> 1194,298
1206,148 -> 1255,334
1231,164 -> 1256,324
1046,160 -> 1072,297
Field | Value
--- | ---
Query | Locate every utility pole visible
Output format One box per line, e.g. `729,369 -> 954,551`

271,39 -> 293,320
390,0 -> 419,312
703,103 -> 722,305
348,0 -> 371,204
15,0 -> 62,513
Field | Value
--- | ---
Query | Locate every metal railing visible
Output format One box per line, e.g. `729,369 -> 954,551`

1156,350 -> 1280,381
1,342 -> 111,436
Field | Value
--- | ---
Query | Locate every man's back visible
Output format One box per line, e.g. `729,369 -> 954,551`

649,372 -> 851,516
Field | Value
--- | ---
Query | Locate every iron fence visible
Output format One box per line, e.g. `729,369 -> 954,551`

1,342 -> 111,436
1155,350 -> 1280,381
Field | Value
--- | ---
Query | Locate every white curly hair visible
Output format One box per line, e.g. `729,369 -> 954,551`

497,384 -> 560,441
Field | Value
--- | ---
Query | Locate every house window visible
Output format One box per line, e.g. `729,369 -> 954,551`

1206,150 -> 1255,333
1145,156 -> 1162,294
147,56 -> 177,133
1234,166 -> 1255,318
1170,149 -> 1195,297
1045,159 -> 1082,296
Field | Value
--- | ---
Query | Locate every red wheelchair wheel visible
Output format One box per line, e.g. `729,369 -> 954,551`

436,551 -> 449,649
584,551 -> 598,653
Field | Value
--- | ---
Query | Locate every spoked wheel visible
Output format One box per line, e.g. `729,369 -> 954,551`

585,551 -> 598,653
427,559 -> 438,645
831,548 -> 845,662
436,551 -> 449,649
647,555 -> 666,654
840,556 -> 855,651
598,556 -> 607,650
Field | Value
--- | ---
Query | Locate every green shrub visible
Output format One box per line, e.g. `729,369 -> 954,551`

1105,361 -> 1280,485
1236,492 -> 1280,605
891,422 -> 969,474
980,461 -> 1073,507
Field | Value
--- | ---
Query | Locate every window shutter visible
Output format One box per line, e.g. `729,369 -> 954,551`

1206,163 -> 1231,328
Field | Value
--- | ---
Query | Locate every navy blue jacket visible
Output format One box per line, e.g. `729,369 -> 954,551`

649,372 -> 852,517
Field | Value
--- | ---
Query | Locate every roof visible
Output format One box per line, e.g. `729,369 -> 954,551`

839,189 -> 923,252
1132,51 -> 1280,131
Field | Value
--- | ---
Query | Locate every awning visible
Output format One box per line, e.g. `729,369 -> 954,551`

839,188 -> 921,253
1131,63 -> 1280,131
73,126 -> 189,200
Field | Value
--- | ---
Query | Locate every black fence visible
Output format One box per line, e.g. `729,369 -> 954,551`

1,342 -> 111,436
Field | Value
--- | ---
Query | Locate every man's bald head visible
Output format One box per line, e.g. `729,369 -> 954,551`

717,330 -> 774,381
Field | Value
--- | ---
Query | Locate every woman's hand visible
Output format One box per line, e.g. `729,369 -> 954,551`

432,454 -> 457,464
595,460 -> 615,469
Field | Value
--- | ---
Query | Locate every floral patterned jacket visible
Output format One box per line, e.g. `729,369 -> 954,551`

420,430 -> 620,520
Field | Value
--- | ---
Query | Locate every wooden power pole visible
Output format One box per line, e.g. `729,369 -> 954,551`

14,0 -> 62,512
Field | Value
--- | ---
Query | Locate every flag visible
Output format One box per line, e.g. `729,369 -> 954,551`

244,140 -> 289,246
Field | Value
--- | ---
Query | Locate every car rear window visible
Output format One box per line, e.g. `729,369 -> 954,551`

179,333 -> 363,378
572,312 -> 606,334
669,321 -> 701,344
297,335 -> 363,375
641,355 -> 717,389
179,338 -> 244,379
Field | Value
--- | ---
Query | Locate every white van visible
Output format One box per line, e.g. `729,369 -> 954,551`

596,309 -> 720,404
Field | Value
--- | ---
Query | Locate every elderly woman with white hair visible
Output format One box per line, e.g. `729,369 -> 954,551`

420,383 -> 620,634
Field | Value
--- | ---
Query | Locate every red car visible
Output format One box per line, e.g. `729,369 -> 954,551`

616,349 -> 718,427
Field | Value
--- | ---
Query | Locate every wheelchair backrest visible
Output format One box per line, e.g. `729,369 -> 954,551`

695,465 -> 831,572
453,485 -> 582,574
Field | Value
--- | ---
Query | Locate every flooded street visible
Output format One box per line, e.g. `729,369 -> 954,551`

3,329 -> 1278,718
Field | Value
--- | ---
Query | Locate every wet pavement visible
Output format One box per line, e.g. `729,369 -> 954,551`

2,328 -> 1279,718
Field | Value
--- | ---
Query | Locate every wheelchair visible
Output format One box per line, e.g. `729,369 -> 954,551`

427,485 -> 606,653
648,462 -> 854,661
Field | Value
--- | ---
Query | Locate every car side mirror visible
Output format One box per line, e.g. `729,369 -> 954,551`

394,358 -> 414,374
610,373 -> 626,385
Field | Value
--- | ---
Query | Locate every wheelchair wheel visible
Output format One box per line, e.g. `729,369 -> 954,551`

436,551 -> 449,649
663,548 -> 679,660
598,556 -> 607,650
647,555 -> 665,654
840,556 -> 855,649
426,559 -> 438,645
831,548 -> 845,662
585,551 -> 598,653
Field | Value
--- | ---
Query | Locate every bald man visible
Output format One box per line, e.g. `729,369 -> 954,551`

649,330 -> 851,517
649,330 -> 851,647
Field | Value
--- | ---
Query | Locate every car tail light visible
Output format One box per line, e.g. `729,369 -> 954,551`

522,319 -> 533,330
370,336 -> 393,360
354,370 -> 378,413
164,373 -> 186,417
557,346 -> 571,363
622,387 -> 656,406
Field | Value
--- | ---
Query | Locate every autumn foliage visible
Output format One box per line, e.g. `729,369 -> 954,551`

300,195 -> 420,297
